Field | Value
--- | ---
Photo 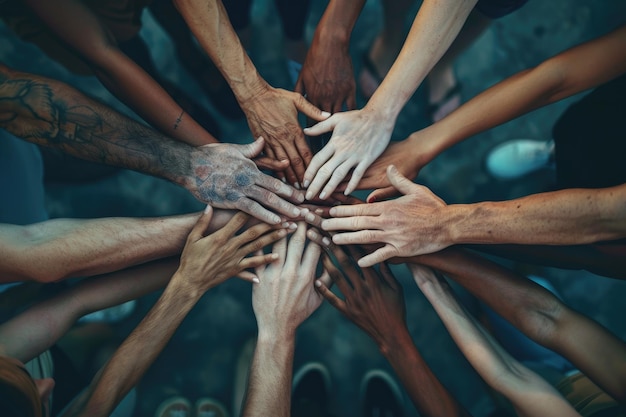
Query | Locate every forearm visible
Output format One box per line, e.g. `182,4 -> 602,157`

0,214 -> 198,283
420,25 -> 626,156
64,273 -> 202,417
367,0 -> 476,118
0,64 -> 197,187
0,258 -> 177,363
90,51 -> 218,145
412,249 -> 626,403
174,0 -> 267,104
441,185 -> 626,247
314,0 -> 366,50
242,331 -> 295,417
382,328 -> 470,417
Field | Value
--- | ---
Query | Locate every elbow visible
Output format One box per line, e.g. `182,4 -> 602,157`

509,289 -> 566,349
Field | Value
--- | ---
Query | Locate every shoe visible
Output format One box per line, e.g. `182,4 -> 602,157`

195,398 -> 229,417
360,370 -> 405,417
154,396 -> 192,417
486,139 -> 555,180
427,82 -> 462,123
291,362 -> 332,417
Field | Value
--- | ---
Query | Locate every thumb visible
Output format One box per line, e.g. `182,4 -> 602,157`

189,205 -> 214,241
386,165 -> 415,196
294,93 -> 331,122
238,137 -> 265,159
366,185 -> 399,203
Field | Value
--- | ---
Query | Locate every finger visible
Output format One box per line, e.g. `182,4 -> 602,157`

315,278 -> 346,313
321,216 -> 381,233
379,262 -> 400,290
302,115 -> 337,137
254,249 -> 266,277
270,142 -> 299,187
284,221 -> 307,269
220,210 -> 251,237
332,230 -> 385,246
328,203 -> 381,218
301,238 -> 322,276
357,244 -> 397,268
306,156 -> 346,201
344,160 -> 369,196
188,205 -> 214,242
303,144 -> 334,193
255,172 -> 305,204
317,269 -> 332,288
367,186 -> 399,203
319,159 -> 355,200
322,253 -> 351,296
387,165 -> 416,196
294,132 -> 314,172
240,227 -> 289,255
253,156 -> 290,172
237,270 -> 260,283
235,198 -> 282,225
293,92 -> 331,122
306,228 -> 333,249
261,143 -> 285,182
240,252 -> 281,272
237,137 -> 265,159
246,185 -> 302,219
281,134 -> 309,187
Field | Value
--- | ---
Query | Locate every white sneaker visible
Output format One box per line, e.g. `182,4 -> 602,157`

486,139 -> 555,179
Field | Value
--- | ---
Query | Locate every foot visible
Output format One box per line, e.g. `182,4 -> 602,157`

291,362 -> 332,417
360,370 -> 405,417
486,139 -> 555,180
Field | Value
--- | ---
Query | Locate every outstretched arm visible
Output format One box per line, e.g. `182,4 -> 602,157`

313,241 -> 470,417
0,214 -> 198,283
302,0 -> 477,199
0,258 -> 178,363
0,64 -> 304,224
23,0 -> 217,146
358,24 -> 626,196
173,0 -> 329,185
60,208 -> 286,417
242,222 -> 327,416
409,248 -> 626,404
295,0 -> 365,113
322,167 -> 626,265
410,264 -> 580,417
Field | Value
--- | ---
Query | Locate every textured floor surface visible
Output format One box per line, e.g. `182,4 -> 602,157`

1,1 -> 626,416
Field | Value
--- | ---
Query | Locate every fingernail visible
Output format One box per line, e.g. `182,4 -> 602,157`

305,212 -> 315,223
278,229 -> 287,237
301,208 -> 309,215
321,111 -> 331,118
308,230 -> 318,239
272,253 -> 279,259
292,207 -> 301,216
289,222 -> 298,230
294,182 -> 301,189
322,237 -> 331,246
319,191 -> 326,200
329,207 -> 336,216
315,280 -> 322,287
281,177 -> 286,183
305,191 -> 313,200
303,180 -> 310,188
253,277 -> 260,284
272,215 -> 281,224
315,208 -> 323,215
282,222 -> 290,228
204,204 -> 212,214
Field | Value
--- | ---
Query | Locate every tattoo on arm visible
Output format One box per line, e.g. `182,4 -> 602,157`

173,110 -> 184,130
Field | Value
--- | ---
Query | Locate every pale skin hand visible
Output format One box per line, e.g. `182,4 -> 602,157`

61,207 -> 284,417
242,222 -> 329,417
323,165 -> 450,267
303,107 -> 395,200
186,137 -> 305,224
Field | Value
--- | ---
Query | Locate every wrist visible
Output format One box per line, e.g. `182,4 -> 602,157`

230,69 -> 271,105
378,326 -> 414,358
314,24 -> 351,50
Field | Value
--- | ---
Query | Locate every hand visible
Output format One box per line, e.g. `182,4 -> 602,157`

187,137 -> 304,224
240,85 -> 330,186
175,206 -> 288,291
303,107 -> 395,200
315,244 -> 407,351
295,38 -> 356,113
322,165 -> 450,267
350,140 -> 423,201
252,221 -> 329,336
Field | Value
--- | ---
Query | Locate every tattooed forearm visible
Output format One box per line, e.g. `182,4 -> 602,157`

0,64 -> 191,184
